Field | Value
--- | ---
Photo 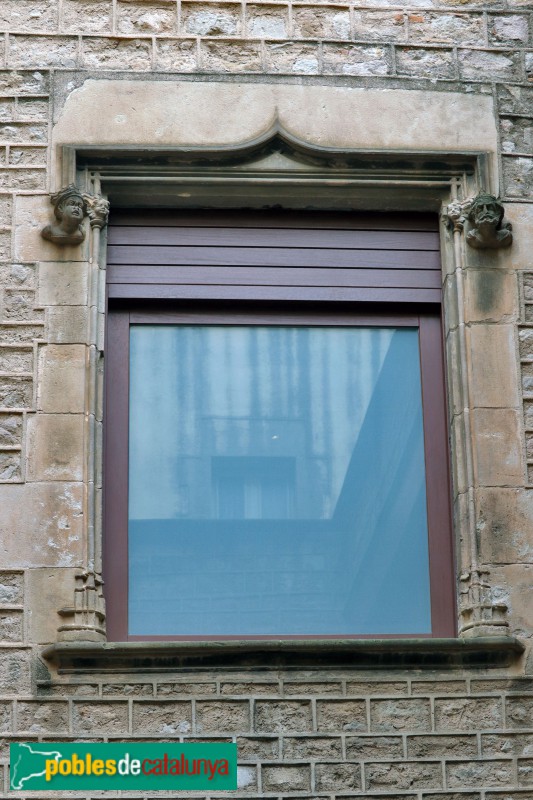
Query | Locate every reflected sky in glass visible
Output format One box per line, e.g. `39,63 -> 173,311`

128,325 -> 431,635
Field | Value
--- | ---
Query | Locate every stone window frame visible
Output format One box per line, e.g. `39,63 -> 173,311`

42,131 -> 524,670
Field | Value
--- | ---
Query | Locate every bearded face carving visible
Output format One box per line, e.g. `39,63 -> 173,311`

466,194 -> 512,250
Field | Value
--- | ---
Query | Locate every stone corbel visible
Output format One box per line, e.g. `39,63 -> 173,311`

459,569 -> 509,638
57,571 -> 106,642
41,185 -> 110,245
443,193 -> 513,249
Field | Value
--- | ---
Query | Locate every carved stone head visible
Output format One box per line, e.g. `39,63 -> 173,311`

42,184 -> 87,245
466,192 -> 512,250
468,193 -> 504,229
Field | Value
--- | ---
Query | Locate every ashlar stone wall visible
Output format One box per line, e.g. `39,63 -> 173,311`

1,0 -> 533,798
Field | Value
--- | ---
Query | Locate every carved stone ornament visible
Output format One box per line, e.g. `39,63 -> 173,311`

41,184 -> 88,245
459,568 -> 509,638
84,193 -> 110,230
57,571 -> 106,642
443,193 -> 513,249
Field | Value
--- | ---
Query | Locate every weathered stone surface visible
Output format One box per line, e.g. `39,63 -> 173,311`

468,324 -> 519,408
102,683 -> 153,696
0,414 -> 22,446
346,735 -> 403,759
408,734 -> 477,758
408,12 -> 483,44
498,85 -> 533,116
0,451 -> 21,481
322,44 -> 391,75
38,262 -> 89,306
501,118 -> 533,155
285,681 -> 341,695
447,760 -> 514,788
17,701 -> 68,733
196,701 -> 250,733
26,567 -> 78,644
181,3 -> 240,35
396,46 -> 455,77
0,571 -> 23,604
489,15 -> 529,44
346,681 -> 408,695
154,39 -> 198,70
26,414 -> 84,481
477,488 -> 533,565
82,37 -> 152,70
464,270 -> 518,324
317,700 -> 367,732
459,49 -> 520,80
353,10 -> 405,40
0,610 -> 22,641
117,2 -> 176,34
61,0 -> 113,33
0,650 -> 30,693
292,7 -> 350,39
157,681 -> 216,695
0,323 -> 44,344
132,701 -> 192,734
411,680 -> 467,694
471,409 -> 522,487
237,736 -> 279,759
519,761 -> 533,786
367,761 -> 443,790
370,699 -> 431,732
37,682 -> 99,697
200,40 -> 261,71
435,698 -> 503,730
73,702 -> 129,735
46,306 -> 88,344
0,376 -> 32,407
4,288 -> 41,321
0,482 -> 84,567
222,681 -> 279,695
8,35 -> 77,68
246,5 -> 289,37
255,701 -> 312,732
262,764 -> 310,792
265,42 -> 319,74
483,734 -> 533,757
283,736 -> 342,759
9,146 -> 47,165
503,156 -> 533,199
0,346 -> 31,373
17,98 -> 49,119
37,344 -> 86,413
0,0 -> 59,31
315,762 -> 361,791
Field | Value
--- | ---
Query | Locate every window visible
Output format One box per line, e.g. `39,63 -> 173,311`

103,211 -> 455,640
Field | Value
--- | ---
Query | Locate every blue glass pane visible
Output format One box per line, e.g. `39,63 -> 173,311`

128,325 -> 431,635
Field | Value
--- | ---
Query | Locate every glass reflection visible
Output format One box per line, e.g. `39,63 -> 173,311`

128,325 -> 431,635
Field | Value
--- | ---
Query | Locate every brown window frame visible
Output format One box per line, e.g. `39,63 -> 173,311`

104,303 -> 455,642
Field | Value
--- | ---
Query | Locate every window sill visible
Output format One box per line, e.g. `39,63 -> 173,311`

42,637 -> 524,674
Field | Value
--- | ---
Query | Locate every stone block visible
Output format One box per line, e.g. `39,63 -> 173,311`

489,15 -> 529,44
408,12 -> 483,44
501,118 -> 533,155
0,609 -> 22,641
464,270 -> 518,324
17,701 -> 68,733
37,344 -> 86,413
0,649 -> 30,693
262,764 -> 310,792
435,698 -> 503,730
222,681 -> 279,695
0,0 -> 59,31
16,98 -> 49,120
157,681 -> 216,695
346,735 -> 403,758
73,702 -> 129,735
458,49 -> 520,80
26,414 -> 84,481
407,734 -> 477,758
283,736 -> 342,759
255,701 -> 312,732
292,7 -> 350,39
102,683 -> 153,696
477,488 -> 533,564
0,229 -> 11,260
483,734 -> 533,757
487,563 -> 533,637
396,46 -> 455,77
447,760 -> 513,788
0,571 -> 23,604
0,376 -> 32,407
0,263 -> 36,288
370,699 -> 431,732
317,700 -> 367,732
0,70 -> 49,94
8,35 -> 78,68
503,156 -> 533,199
132,701 -> 192,734
9,146 -> 47,165
498,85 -> 533,116
474,679 -> 533,693
4,289 -> 41,321
0,482 -> 84,568
196,701 -> 250,733
61,0 -> 113,33
37,682 -> 99,697
0,450 -> 22,481
0,346 -> 32,373
285,681 -> 341,695
346,681 -> 408,695
246,4 -> 289,37
46,306 -> 88,344
26,567 -> 79,644
81,37 -> 152,70
353,11 -> 405,41
411,680 -> 467,694
315,762 -> 361,791
236,736 -> 279,760
117,2 -> 177,34
0,122 -> 47,143
154,39 -> 198,71
0,195 -> 12,225
200,40 -> 262,71
322,44 -> 391,75
367,761 -> 442,790
265,42 -> 319,74
38,262 -> 89,306
519,761 -> 533,785
181,2 -> 241,35
236,765 -> 257,790
0,167 -> 45,190
472,409 -> 522,486
0,414 -> 22,447
468,324 -> 519,408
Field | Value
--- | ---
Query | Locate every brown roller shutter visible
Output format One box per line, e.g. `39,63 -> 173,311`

106,210 -> 441,304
